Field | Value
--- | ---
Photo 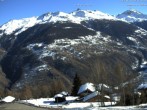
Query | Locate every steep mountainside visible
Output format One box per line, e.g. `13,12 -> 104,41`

0,10 -> 147,96
133,21 -> 147,31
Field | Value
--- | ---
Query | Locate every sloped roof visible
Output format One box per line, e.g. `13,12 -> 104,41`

54,94 -> 64,98
54,91 -> 69,98
78,83 -> 95,94
83,91 -> 100,102
137,83 -> 147,90
60,91 -> 69,96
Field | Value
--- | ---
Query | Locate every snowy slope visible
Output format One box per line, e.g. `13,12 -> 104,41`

0,10 -> 116,36
0,17 -> 38,36
116,9 -> 147,22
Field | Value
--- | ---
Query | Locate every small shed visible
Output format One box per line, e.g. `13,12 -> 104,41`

54,91 -> 69,103
54,94 -> 66,103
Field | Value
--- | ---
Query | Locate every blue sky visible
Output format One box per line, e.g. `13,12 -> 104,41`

0,0 -> 147,25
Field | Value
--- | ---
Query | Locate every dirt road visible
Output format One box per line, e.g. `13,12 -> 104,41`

0,103 -> 61,110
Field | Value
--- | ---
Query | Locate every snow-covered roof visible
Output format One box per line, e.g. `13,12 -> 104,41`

83,91 -> 100,102
104,95 -> 110,99
137,83 -> 147,90
140,64 -> 147,69
54,94 -> 64,98
66,96 -> 79,102
2,96 -> 15,103
60,91 -> 69,96
78,83 -> 95,94
54,91 -> 69,98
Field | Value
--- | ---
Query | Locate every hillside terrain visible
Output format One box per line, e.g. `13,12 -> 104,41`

0,9 -> 147,97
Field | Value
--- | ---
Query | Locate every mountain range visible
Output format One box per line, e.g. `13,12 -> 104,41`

0,9 -> 147,96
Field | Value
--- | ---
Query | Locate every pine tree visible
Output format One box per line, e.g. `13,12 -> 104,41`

71,74 -> 82,96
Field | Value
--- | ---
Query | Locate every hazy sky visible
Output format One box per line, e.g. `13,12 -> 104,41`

0,0 -> 147,25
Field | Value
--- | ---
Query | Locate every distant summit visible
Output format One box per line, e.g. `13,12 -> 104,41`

116,9 -> 147,22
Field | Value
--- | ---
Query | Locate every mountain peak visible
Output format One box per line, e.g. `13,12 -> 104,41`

71,10 -> 116,20
116,9 -> 147,22
123,9 -> 142,15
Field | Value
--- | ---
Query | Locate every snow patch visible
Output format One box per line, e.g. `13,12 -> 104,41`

2,96 -> 15,103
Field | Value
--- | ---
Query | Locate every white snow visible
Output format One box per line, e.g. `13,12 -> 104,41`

26,43 -> 44,50
104,95 -> 110,99
0,10 -> 117,36
54,91 -> 69,98
137,83 -> 147,89
71,10 -> 116,20
127,37 -> 136,42
54,94 -> 63,98
18,96 -> 147,109
116,9 -> 147,22
65,96 -> 78,102
2,96 -> 15,103
26,32 -> 111,61
140,64 -> 147,69
0,17 -> 38,35
135,28 -> 147,36
35,64 -> 49,71
78,83 -> 95,94
20,97 -> 116,109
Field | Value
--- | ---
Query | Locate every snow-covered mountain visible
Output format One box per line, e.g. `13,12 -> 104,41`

1,9 -> 147,37
0,9 -> 147,95
0,10 -> 116,36
116,9 -> 147,22
0,17 -> 38,36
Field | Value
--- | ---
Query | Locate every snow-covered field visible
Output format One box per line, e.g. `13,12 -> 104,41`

17,97 -> 147,110
1,96 -> 147,110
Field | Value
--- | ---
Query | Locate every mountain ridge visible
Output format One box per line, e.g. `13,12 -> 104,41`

0,9 -> 117,36
0,9 -> 147,97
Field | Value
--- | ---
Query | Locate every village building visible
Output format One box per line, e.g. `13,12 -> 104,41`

137,83 -> 147,92
54,91 -> 69,103
96,83 -> 112,95
78,83 -> 95,97
78,82 -> 110,102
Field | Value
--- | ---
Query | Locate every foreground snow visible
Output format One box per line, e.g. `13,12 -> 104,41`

2,96 -> 15,103
20,97 -> 115,110
18,97 -> 147,110
19,98 -> 147,110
